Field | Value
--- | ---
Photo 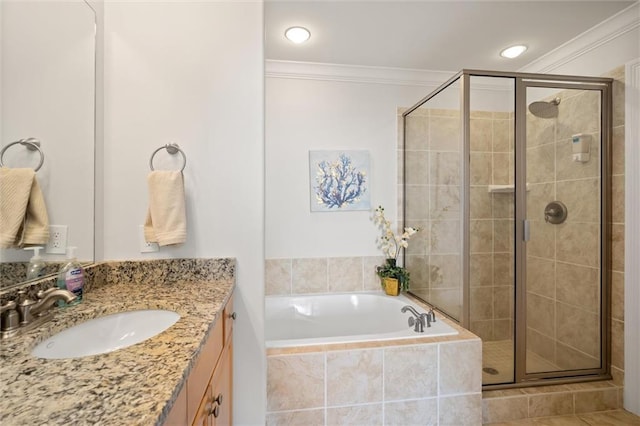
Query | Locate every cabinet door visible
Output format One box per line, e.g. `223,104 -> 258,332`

192,384 -> 213,426
211,344 -> 232,426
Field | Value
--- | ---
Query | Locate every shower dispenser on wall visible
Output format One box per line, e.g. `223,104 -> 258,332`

572,133 -> 591,162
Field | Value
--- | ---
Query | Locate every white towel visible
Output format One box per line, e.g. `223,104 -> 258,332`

144,171 -> 187,246
0,168 -> 50,248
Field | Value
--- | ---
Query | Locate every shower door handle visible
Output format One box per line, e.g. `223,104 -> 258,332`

523,220 -> 530,242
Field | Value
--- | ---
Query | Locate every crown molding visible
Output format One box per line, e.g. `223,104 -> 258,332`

520,2 -> 640,73
265,60 -> 455,87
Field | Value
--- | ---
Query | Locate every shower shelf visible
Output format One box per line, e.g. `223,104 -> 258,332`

487,184 -> 530,193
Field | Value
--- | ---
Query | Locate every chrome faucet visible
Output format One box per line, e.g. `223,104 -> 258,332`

401,305 -> 431,332
30,288 -> 77,318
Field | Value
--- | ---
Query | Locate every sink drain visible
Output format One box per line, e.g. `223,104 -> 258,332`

483,367 -> 499,375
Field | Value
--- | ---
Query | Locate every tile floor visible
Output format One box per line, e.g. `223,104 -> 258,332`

485,409 -> 640,425
483,340 -> 560,385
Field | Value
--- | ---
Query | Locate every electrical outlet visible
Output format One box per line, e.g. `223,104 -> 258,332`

45,225 -> 68,254
139,225 -> 159,253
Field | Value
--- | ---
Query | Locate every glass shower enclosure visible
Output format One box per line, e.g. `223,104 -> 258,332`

402,70 -> 612,388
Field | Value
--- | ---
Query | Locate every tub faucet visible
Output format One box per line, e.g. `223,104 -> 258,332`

401,305 -> 431,332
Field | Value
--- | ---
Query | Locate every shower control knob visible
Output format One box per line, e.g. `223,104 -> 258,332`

544,201 -> 568,224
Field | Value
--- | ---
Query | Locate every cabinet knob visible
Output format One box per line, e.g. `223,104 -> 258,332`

210,404 -> 220,418
214,393 -> 223,405
229,312 -> 237,320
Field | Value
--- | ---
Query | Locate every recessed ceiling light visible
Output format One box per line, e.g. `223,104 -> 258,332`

500,45 -> 527,59
285,26 -> 310,44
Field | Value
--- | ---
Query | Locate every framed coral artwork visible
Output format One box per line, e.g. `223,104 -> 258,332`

309,150 -> 371,212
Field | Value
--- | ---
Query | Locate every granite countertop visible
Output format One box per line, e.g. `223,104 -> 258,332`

0,263 -> 235,425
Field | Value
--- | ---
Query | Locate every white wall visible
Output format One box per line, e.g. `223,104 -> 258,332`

0,0 -> 95,262
101,2 -> 264,424
266,68 -> 442,259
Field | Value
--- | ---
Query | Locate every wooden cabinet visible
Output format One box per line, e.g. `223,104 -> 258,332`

165,295 -> 234,426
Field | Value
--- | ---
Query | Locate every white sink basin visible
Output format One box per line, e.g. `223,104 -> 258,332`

31,310 -> 180,359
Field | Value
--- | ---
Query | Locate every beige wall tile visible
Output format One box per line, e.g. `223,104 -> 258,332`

528,392 -> 574,417
471,186 -> 493,219
611,125 -> 625,175
429,255 -> 461,288
470,118 -> 492,152
494,286 -> 512,319
327,349 -> 383,406
266,258 -> 291,295
406,255 -> 429,290
439,340 -> 482,395
364,256 -> 386,291
493,153 -> 511,185
555,342 -> 599,370
527,328 -> 556,365
430,185 -> 460,220
556,90 -> 600,140
482,395 -> 528,423
526,114 -> 555,148
266,409 -> 325,426
527,219 -> 555,259
611,318 -> 624,370
556,178 -> 600,223
405,115 -> 429,151
326,404 -> 382,425
470,253 -> 493,287
611,174 -> 624,224
470,320 -> 493,341
384,345 -> 438,400
470,152 -> 493,185
611,271 -> 624,321
385,398 -> 437,426
430,152 -> 461,185
471,219 -> 493,253
405,150 -> 429,185
556,301 -> 600,357
556,222 -> 600,268
494,319 -> 513,340
526,293 -> 555,337
470,287 -> 493,321
267,354 -> 325,411
611,74 -> 626,128
430,116 -> 460,151
492,192 -> 515,219
493,119 -> 510,152
493,219 -> 514,253
526,256 -> 555,298
438,394 -> 482,425
556,262 -> 599,313
292,258 -> 327,294
494,253 -> 514,286
404,185 -> 429,221
574,388 -> 619,413
327,257 -> 363,293
527,144 -> 555,184
430,288 -> 462,321
471,110 -> 493,119
431,220 -> 461,254
611,224 -> 624,272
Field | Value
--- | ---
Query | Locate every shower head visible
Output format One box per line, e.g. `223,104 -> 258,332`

528,97 -> 561,119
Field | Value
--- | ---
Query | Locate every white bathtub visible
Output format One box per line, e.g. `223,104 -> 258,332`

265,292 -> 458,348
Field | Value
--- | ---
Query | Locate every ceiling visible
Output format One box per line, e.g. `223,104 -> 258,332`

265,1 -> 636,72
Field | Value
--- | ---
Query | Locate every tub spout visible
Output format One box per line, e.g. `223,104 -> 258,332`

401,305 -> 430,332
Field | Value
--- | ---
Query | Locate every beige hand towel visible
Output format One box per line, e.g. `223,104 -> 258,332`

0,168 -> 50,248
144,170 -> 187,246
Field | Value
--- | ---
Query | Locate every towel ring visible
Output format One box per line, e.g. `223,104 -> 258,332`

0,138 -> 45,172
149,143 -> 186,173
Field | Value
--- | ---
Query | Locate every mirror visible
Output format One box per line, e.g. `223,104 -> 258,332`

0,0 -> 96,289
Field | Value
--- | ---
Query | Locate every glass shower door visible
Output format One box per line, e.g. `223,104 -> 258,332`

518,80 -> 608,380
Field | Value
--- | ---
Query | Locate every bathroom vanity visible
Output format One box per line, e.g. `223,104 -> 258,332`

0,258 -> 235,425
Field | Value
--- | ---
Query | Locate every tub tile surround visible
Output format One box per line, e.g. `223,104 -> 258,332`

266,256 -> 386,296
267,337 -> 482,425
0,258 -> 235,425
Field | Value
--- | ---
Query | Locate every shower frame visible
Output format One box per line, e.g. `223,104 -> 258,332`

402,69 -> 613,389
